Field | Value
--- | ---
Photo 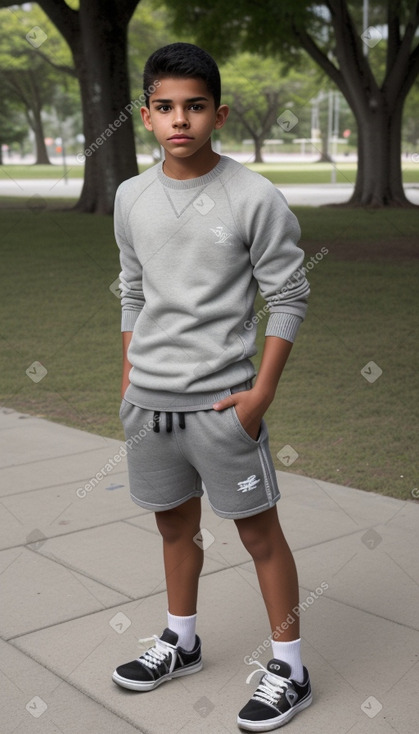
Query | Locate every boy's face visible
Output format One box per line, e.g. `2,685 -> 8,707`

141,77 -> 228,162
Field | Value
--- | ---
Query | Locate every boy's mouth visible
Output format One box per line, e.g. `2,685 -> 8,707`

168,134 -> 194,141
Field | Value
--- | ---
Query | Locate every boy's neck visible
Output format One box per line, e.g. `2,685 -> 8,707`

162,143 -> 220,180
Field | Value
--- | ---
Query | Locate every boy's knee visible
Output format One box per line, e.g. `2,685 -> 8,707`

155,509 -> 181,541
155,506 -> 199,543
236,524 -> 272,561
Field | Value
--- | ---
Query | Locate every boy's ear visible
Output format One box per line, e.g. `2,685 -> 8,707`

214,104 -> 229,131
141,106 -> 153,131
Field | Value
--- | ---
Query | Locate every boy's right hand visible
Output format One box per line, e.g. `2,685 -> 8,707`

213,388 -> 269,442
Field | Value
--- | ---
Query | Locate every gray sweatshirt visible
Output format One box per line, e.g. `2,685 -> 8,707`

115,155 -> 310,411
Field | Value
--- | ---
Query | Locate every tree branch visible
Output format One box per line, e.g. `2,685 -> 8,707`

37,0 -> 79,49
260,94 -> 279,133
400,40 -> 419,100
293,26 -> 347,97
5,71 -> 31,108
118,0 -> 141,26
328,0 -> 380,110
28,68 -> 43,113
34,48 -> 77,78
230,104 -> 257,138
24,107 -> 34,129
386,0 -> 402,74
384,1 -> 419,105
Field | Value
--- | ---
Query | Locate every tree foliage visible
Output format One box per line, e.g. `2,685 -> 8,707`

127,1 -> 179,155
0,0 -> 141,213
164,0 -> 419,207
220,54 -> 285,161
0,4 -> 74,163
220,53 -> 329,161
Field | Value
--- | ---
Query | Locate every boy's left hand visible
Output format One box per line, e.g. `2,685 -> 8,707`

213,388 -> 271,441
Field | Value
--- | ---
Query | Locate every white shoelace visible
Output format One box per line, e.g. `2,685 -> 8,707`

245,661 -> 289,706
138,635 -> 176,671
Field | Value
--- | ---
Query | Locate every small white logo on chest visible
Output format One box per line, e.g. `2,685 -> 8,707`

237,475 -> 260,493
210,226 -> 232,245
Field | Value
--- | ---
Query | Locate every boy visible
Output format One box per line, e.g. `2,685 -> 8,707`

112,43 -> 312,731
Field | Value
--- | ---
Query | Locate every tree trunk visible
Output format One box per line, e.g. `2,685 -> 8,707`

6,68 -> 51,165
316,130 -> 332,163
253,137 -> 264,163
74,2 -> 138,214
295,1 -> 419,208
27,68 -> 51,165
350,98 -> 411,207
31,106 -> 51,165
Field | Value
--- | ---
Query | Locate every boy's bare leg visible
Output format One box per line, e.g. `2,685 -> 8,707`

112,497 -> 203,690
235,506 -> 299,640
154,497 -> 203,616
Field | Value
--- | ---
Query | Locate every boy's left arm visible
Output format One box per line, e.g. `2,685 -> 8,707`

213,335 -> 292,440
213,182 -> 310,440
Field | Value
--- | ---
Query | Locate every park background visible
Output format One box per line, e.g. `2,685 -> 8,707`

0,0 -> 418,501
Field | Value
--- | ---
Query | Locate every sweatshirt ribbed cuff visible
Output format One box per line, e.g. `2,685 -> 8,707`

265,312 -> 302,343
121,309 -> 141,332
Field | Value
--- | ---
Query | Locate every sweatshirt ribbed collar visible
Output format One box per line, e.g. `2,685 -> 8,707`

157,154 -> 228,189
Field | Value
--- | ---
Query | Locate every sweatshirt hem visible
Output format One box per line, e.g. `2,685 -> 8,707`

124,378 -> 254,412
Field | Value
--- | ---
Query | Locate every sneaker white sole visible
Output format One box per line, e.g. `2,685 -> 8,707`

112,659 -> 203,691
237,692 -> 312,731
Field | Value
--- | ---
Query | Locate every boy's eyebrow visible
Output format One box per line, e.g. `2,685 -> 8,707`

151,96 -> 209,104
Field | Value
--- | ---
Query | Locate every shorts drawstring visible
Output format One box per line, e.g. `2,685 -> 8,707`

153,411 -> 185,433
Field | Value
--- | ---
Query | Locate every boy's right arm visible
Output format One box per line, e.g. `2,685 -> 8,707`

121,331 -> 133,398
114,185 -> 143,400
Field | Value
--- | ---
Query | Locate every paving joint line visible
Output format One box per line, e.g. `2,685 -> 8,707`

5,639 -> 147,733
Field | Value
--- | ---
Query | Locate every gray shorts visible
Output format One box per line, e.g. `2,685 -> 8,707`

119,398 -> 280,520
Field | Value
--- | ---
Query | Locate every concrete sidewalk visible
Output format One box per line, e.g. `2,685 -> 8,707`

0,406 -> 417,734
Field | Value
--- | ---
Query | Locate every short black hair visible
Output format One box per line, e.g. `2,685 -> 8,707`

143,42 -> 221,109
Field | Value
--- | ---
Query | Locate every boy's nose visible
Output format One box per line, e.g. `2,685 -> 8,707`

173,119 -> 189,128
173,108 -> 189,127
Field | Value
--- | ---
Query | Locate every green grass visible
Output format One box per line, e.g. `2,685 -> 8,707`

262,259 -> 418,501
0,164 -> 84,179
0,205 -> 417,500
0,196 -> 79,209
2,160 -> 419,184
248,161 -> 419,185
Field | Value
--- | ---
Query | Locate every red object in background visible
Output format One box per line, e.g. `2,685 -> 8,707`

56,146 -> 62,153
343,129 -> 351,138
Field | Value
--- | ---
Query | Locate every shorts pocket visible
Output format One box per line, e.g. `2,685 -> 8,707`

230,406 -> 265,445
119,398 -> 132,420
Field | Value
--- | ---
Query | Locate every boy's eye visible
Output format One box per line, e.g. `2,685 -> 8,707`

155,103 -> 205,112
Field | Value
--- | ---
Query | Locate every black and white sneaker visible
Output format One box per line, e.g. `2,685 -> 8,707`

112,628 -> 202,691
237,659 -> 312,731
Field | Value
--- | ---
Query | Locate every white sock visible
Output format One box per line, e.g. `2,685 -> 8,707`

271,638 -> 304,683
167,611 -> 197,651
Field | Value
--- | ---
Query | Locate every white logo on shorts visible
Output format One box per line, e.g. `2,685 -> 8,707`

237,474 -> 260,493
